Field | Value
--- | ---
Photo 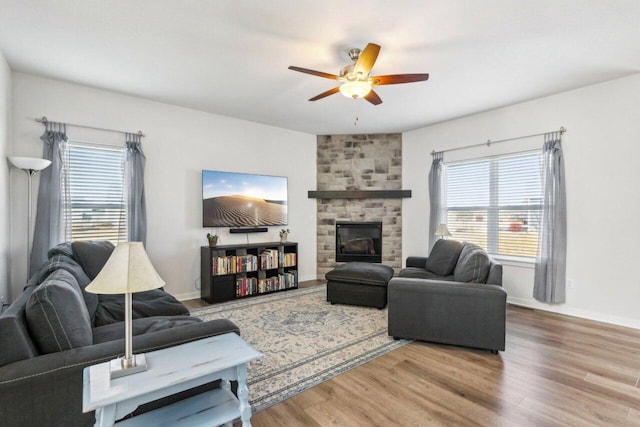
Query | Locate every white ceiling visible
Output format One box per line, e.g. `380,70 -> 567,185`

1,0 -> 639,135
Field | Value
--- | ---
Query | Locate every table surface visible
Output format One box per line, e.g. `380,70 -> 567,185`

83,332 -> 262,413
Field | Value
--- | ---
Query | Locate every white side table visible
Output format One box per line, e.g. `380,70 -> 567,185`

83,332 -> 262,427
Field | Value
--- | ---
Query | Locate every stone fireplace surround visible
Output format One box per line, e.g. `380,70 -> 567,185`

315,133 -> 404,278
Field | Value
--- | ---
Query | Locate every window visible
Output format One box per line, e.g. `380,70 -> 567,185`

444,152 -> 542,258
67,142 -> 127,243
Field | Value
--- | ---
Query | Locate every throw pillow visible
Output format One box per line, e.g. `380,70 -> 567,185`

26,269 -> 93,354
425,239 -> 464,276
72,240 -> 115,280
453,243 -> 491,283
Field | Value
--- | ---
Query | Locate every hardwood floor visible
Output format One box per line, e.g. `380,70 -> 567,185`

184,283 -> 640,426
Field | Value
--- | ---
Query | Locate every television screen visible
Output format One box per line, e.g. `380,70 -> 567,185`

202,170 -> 288,227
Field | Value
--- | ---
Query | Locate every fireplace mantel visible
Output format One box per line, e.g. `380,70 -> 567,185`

308,190 -> 411,199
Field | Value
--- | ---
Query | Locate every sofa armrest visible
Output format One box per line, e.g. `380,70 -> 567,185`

0,318 -> 239,427
487,262 -> 503,286
405,256 -> 429,268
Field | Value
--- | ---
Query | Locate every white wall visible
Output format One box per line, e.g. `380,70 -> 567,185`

0,51 -> 11,303
404,73 -> 640,329
10,72 -> 317,301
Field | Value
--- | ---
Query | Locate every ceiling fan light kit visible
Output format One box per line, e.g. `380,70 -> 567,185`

288,42 -> 429,108
339,80 -> 372,99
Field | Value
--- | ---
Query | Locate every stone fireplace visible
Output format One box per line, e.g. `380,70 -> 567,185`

315,133 -> 404,278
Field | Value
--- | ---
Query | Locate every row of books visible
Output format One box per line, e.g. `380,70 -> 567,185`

235,271 -> 298,297
259,249 -> 279,269
213,252 -> 296,276
280,252 -> 297,267
212,255 -> 258,276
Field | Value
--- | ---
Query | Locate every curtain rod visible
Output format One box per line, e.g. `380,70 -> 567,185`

431,126 -> 565,155
35,116 -> 145,138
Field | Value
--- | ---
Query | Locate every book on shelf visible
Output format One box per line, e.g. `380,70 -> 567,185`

236,277 -> 258,297
212,255 -> 237,275
257,275 -> 282,293
213,254 -> 257,275
259,249 -> 279,270
280,252 -> 297,267
279,270 -> 297,289
236,254 -> 258,272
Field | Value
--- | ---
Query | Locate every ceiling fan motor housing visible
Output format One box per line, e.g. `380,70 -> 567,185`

347,48 -> 361,62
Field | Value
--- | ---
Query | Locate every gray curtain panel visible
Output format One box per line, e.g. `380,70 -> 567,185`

125,133 -> 147,245
428,152 -> 444,250
31,123 -> 70,276
533,132 -> 567,303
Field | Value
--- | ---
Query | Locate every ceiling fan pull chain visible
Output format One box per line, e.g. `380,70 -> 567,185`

354,99 -> 359,126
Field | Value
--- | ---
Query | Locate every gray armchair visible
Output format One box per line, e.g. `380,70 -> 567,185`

387,240 -> 506,353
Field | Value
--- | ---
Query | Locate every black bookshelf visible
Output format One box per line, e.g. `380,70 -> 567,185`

200,241 -> 298,303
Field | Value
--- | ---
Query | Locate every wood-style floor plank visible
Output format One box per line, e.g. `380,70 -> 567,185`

185,283 -> 640,426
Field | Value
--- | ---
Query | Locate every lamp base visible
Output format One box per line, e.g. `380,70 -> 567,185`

109,353 -> 148,379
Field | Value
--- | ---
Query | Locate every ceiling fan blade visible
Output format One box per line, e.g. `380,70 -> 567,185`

353,43 -> 381,76
309,87 -> 340,101
288,66 -> 340,80
364,89 -> 382,105
370,73 -> 430,85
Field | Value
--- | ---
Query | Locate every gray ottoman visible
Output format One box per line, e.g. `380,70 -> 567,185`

326,262 -> 394,309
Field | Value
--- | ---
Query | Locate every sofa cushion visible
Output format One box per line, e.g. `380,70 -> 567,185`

25,269 -> 93,354
453,243 -> 491,283
92,316 -> 203,344
425,239 -> 464,276
94,289 -> 190,327
72,240 -> 115,280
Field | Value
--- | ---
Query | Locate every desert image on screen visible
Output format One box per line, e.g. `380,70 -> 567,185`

203,171 -> 287,227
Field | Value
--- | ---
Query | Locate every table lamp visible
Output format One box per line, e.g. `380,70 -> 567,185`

86,242 -> 165,379
434,223 -> 451,240
8,156 -> 52,279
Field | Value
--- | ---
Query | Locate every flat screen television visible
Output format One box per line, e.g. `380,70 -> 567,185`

202,170 -> 288,227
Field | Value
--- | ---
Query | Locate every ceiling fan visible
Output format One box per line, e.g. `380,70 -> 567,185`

288,43 -> 429,105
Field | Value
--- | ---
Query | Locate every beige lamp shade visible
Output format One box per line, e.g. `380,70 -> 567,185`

86,242 -> 165,295
434,223 -> 452,237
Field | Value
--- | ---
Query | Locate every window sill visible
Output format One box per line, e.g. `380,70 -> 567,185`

492,255 -> 536,269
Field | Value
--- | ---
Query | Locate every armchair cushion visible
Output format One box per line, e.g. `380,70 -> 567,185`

398,267 -> 454,281
453,243 -> 491,283
425,239 -> 464,276
25,270 -> 92,353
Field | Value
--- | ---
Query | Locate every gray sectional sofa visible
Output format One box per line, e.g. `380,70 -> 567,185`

388,239 -> 507,353
0,241 -> 239,426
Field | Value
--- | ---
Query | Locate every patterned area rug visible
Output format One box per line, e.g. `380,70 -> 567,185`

190,285 -> 408,412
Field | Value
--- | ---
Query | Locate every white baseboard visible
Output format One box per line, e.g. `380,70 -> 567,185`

175,291 -> 201,302
507,296 -> 640,330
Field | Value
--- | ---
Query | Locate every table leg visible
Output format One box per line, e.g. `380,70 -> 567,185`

94,405 -> 116,427
236,363 -> 252,427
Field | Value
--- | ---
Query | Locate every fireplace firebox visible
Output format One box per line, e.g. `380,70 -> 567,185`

335,222 -> 382,263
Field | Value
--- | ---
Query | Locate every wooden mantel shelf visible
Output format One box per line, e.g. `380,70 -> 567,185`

308,190 -> 412,199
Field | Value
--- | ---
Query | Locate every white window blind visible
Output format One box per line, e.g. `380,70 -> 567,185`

67,142 -> 127,243
445,152 -> 542,258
